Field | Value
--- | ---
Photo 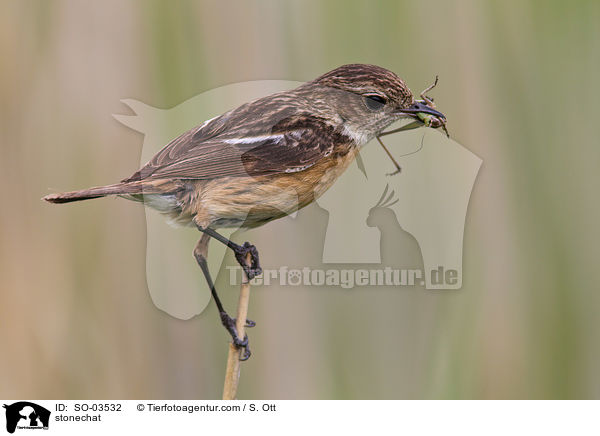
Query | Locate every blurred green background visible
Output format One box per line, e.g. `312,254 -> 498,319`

1,0 -> 599,399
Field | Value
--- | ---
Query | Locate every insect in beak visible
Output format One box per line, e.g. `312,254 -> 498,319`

393,76 -> 449,137
397,100 -> 446,120
375,76 -> 449,175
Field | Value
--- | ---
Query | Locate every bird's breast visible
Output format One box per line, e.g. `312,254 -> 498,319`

192,144 -> 359,228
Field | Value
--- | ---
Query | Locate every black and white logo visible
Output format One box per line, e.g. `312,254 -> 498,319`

3,402 -> 50,433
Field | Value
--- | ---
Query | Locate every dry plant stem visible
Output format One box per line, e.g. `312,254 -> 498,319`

222,252 -> 252,400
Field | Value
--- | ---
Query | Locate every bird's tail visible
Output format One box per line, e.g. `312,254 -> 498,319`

43,182 -> 151,204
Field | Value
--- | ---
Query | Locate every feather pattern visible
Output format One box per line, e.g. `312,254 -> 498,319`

123,91 -> 350,182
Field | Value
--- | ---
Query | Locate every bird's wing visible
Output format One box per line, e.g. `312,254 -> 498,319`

123,110 -> 346,181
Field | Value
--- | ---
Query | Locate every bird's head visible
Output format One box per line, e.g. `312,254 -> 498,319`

305,64 -> 446,144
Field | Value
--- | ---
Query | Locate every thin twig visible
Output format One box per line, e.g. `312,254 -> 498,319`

222,252 -> 252,400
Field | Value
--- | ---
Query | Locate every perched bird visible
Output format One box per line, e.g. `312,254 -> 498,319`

44,64 -> 447,359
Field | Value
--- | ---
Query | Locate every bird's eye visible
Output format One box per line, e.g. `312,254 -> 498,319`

364,94 -> 387,111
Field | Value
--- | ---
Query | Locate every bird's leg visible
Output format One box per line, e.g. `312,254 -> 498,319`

196,226 -> 262,280
193,234 -> 254,361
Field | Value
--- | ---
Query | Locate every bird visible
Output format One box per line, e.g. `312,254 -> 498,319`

44,64 -> 447,360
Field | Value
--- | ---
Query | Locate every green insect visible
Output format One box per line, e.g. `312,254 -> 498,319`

417,111 -> 435,126
415,76 -> 449,136
375,76 -> 450,175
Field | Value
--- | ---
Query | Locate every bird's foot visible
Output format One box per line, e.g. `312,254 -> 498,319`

220,312 -> 253,361
241,318 -> 256,328
234,242 -> 262,280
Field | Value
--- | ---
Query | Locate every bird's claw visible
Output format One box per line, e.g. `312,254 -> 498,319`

220,312 -> 253,361
234,242 -> 262,280
236,336 -> 252,361
231,317 -> 256,328
243,318 -> 256,328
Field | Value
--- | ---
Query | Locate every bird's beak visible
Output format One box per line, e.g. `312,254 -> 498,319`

395,101 -> 446,121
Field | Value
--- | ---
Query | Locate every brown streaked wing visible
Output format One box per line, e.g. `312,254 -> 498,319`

123,113 -> 346,181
